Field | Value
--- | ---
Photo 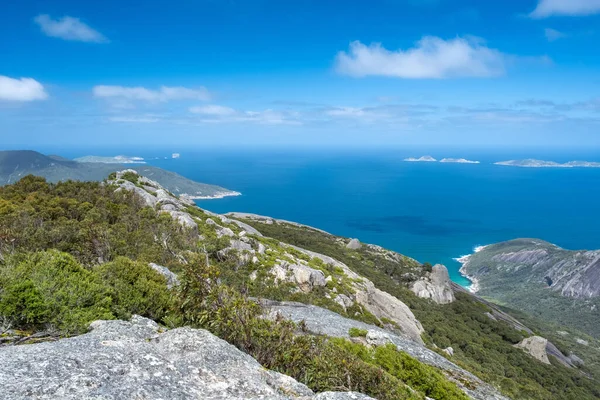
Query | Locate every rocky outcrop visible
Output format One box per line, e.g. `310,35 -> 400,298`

286,245 -> 424,343
514,336 -> 551,364
0,316 -> 373,400
110,170 -> 198,231
149,263 -> 180,289
263,300 -> 508,400
410,264 -> 455,304
227,212 -> 332,235
346,238 -> 362,250
270,261 -> 327,293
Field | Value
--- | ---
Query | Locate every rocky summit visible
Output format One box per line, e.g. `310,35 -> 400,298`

0,315 -> 373,400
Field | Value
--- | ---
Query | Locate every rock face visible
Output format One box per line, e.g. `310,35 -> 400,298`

346,238 -> 362,250
263,300 -> 508,400
0,316 -> 373,400
514,336 -> 551,364
410,264 -> 455,304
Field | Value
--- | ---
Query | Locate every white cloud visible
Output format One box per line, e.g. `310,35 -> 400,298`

0,75 -> 48,101
530,0 -> 600,18
190,104 -> 236,116
544,28 -> 567,41
34,14 -> 107,43
335,37 -> 509,79
93,85 -> 211,102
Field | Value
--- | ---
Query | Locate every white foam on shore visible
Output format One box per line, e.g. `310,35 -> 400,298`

454,245 -> 488,293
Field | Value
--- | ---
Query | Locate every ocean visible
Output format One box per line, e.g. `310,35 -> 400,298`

56,146 -> 600,286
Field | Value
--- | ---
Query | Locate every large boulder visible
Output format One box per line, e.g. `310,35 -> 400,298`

356,285 -> 425,344
410,264 -> 455,304
0,316 -> 373,400
514,336 -> 551,364
149,263 -> 180,289
270,261 -> 327,293
346,239 -> 362,250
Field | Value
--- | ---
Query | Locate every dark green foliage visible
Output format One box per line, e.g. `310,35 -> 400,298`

0,175 -> 196,267
422,262 -> 433,273
94,257 -> 173,321
334,340 -> 469,400
0,250 -> 113,333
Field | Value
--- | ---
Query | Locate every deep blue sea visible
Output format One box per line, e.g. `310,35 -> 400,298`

52,146 -> 600,286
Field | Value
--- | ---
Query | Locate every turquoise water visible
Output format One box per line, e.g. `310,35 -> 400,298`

57,147 -> 600,286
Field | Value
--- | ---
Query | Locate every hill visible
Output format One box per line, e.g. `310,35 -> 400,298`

460,239 -> 600,337
0,150 -> 239,199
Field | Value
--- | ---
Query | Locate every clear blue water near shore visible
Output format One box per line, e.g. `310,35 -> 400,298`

52,146 -> 600,287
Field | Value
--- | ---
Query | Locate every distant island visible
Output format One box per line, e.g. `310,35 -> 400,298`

495,159 -> 600,168
440,158 -> 480,164
404,156 -> 437,162
404,156 -> 480,164
74,155 -> 146,164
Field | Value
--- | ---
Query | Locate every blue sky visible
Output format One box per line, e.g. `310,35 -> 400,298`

1,0 -> 599,149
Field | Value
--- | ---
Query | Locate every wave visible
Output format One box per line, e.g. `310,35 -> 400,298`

454,244 -> 488,293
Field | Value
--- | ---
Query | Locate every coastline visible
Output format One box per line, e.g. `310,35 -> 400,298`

454,245 -> 487,293
188,191 -> 242,200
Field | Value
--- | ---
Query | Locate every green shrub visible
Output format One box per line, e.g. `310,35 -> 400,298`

333,339 -> 468,400
94,257 -> 173,321
0,250 -> 113,334
349,327 -> 368,337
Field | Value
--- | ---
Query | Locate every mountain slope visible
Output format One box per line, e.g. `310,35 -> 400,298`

461,239 -> 600,337
1,173 -> 599,399
0,150 -> 239,199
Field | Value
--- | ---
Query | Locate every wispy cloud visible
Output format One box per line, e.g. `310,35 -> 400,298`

93,85 -> 211,105
190,105 -> 301,125
544,28 -> 567,41
34,14 -> 108,43
0,75 -> 48,102
189,104 -> 236,116
108,116 -> 161,123
335,37 -> 509,79
530,0 -> 600,18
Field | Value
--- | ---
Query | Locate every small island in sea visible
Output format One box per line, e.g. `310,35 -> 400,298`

75,155 -> 146,164
440,158 -> 480,164
495,159 -> 600,168
404,155 -> 437,162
